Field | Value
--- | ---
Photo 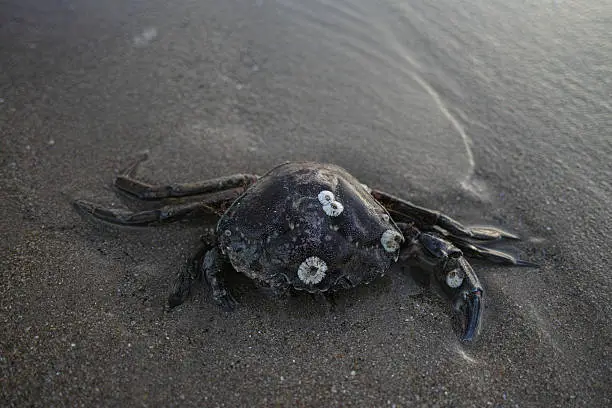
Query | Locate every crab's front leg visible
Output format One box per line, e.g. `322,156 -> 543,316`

398,223 -> 483,342
168,243 -> 237,311
449,257 -> 483,342
201,247 -> 238,311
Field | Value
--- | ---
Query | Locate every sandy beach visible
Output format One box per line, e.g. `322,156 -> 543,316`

2,0 -> 610,406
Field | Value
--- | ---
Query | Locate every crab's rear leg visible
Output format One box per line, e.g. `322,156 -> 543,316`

372,190 -> 519,241
74,188 -> 242,226
115,152 -> 258,200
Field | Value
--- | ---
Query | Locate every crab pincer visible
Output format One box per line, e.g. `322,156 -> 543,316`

448,257 -> 484,342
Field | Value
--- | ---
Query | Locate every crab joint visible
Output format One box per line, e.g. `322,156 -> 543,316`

445,268 -> 465,288
297,256 -> 327,284
322,200 -> 344,217
381,229 -> 403,252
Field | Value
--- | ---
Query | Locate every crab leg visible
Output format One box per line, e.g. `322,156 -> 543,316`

116,173 -> 258,201
168,246 -> 209,308
74,188 -> 242,225
451,238 -> 538,267
371,190 -> 519,241
201,247 -> 237,311
115,153 -> 258,200
168,244 -> 237,311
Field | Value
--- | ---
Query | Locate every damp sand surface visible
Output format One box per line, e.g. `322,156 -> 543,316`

1,0 -> 610,406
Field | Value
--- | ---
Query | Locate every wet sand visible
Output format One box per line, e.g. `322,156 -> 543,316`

1,0 -> 610,406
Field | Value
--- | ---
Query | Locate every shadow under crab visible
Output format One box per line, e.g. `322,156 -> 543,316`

74,154 -> 536,342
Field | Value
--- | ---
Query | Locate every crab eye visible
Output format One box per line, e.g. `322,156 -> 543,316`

322,200 -> 344,217
297,256 -> 328,284
445,268 -> 465,288
318,190 -> 335,204
381,229 -> 403,252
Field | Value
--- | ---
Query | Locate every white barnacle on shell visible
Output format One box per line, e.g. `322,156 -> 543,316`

381,229 -> 403,252
318,190 -> 335,204
445,268 -> 464,288
322,200 -> 344,217
297,256 -> 328,284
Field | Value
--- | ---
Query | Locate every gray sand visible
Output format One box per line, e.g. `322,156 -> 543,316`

2,0 -> 610,406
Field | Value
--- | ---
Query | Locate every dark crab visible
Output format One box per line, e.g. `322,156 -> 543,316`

75,155 -> 535,341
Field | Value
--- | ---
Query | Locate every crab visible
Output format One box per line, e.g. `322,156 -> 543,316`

74,155 -> 535,341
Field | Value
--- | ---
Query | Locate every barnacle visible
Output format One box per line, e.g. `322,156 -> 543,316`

445,268 -> 464,288
318,190 -> 335,204
322,200 -> 344,217
380,229 -> 403,252
297,256 -> 328,284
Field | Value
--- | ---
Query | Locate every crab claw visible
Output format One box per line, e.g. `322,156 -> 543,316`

448,257 -> 483,342
406,231 -> 485,342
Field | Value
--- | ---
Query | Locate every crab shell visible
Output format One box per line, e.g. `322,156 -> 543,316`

217,162 -> 404,293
